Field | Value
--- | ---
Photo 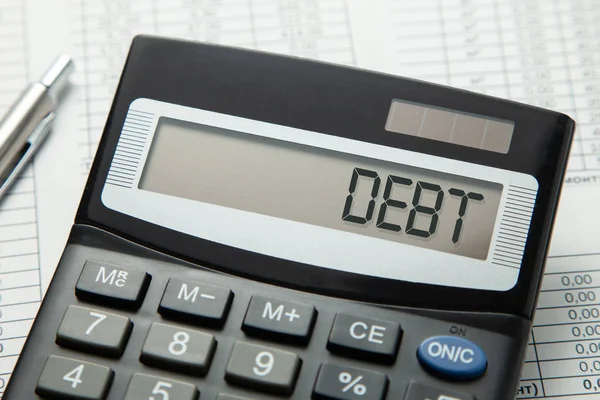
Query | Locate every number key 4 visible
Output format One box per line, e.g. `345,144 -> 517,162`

36,355 -> 113,400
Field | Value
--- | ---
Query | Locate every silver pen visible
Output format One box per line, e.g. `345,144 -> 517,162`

0,55 -> 74,200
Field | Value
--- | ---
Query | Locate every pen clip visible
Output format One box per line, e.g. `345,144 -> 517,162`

0,112 -> 55,200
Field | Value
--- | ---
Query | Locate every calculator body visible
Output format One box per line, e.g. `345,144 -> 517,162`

5,36 -> 574,399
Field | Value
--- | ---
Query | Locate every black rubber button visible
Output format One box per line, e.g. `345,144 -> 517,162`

36,356 -> 113,400
75,260 -> 150,309
313,362 -> 388,400
159,278 -> 233,328
242,296 -> 316,344
56,305 -> 132,357
404,382 -> 475,400
225,341 -> 301,395
327,313 -> 402,364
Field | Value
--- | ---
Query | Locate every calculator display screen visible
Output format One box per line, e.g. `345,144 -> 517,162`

139,117 -> 503,260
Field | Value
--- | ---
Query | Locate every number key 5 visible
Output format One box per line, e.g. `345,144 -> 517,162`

123,373 -> 198,400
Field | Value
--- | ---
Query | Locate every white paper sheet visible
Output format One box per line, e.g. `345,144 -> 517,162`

0,0 -> 599,397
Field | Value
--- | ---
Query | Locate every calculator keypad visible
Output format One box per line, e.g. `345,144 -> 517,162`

242,296 -> 316,344
33,257 -> 487,399
36,355 -> 113,400
225,341 -> 301,395
159,278 -> 233,327
140,322 -> 217,375
123,373 -> 199,400
327,313 -> 402,364
313,362 -> 388,400
75,261 -> 150,309
56,305 -> 132,357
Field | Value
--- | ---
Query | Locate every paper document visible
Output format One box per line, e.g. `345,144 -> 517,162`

0,0 -> 599,398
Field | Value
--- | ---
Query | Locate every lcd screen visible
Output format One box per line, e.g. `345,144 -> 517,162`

140,117 -> 503,260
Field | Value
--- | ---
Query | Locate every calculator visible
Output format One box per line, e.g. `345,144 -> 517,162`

5,36 -> 574,400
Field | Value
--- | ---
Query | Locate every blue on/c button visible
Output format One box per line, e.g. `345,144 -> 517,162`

417,336 -> 487,380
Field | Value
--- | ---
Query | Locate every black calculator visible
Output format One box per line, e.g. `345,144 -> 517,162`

5,36 -> 574,400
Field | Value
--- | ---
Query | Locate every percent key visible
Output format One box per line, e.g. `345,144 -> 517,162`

313,363 -> 388,400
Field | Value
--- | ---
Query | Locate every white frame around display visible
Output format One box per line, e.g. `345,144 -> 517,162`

101,98 -> 539,291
